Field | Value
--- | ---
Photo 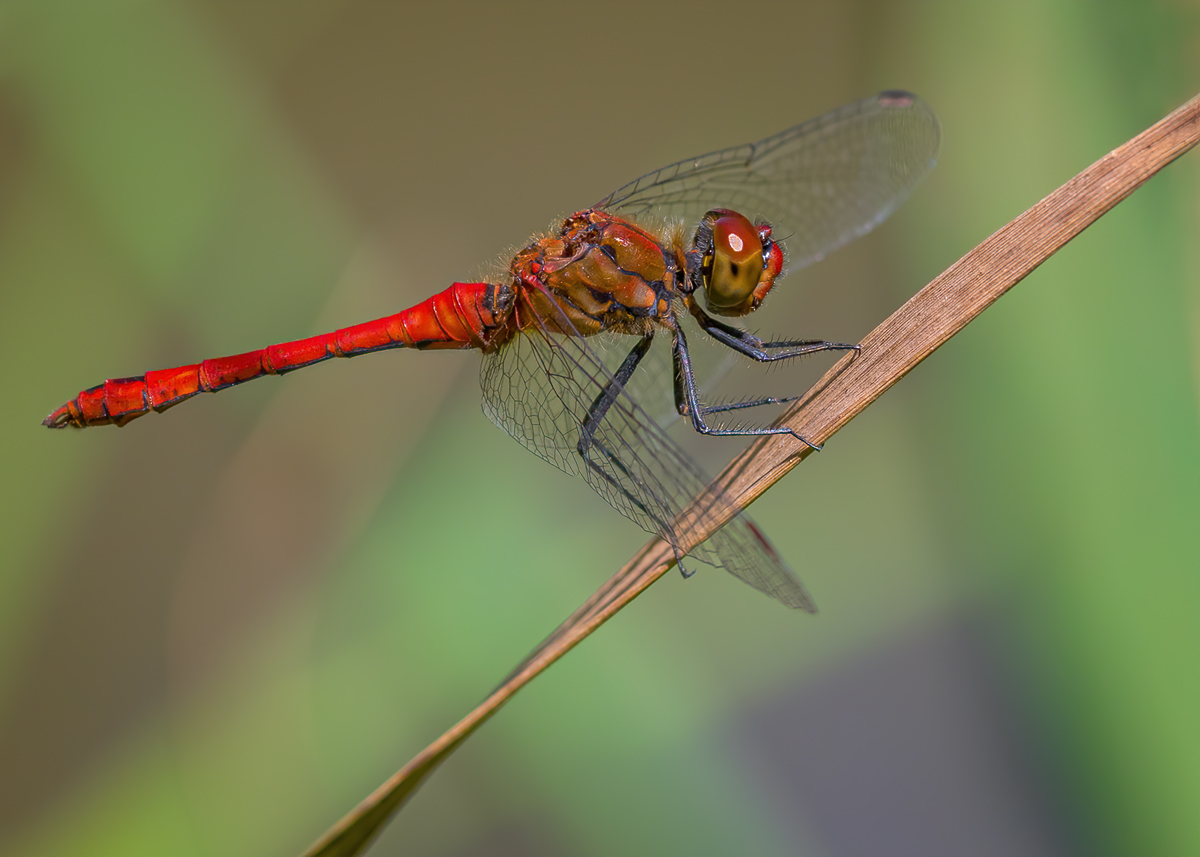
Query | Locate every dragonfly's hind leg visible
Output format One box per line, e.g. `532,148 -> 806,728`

575,333 -> 693,580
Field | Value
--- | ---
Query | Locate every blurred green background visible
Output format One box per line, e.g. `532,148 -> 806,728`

1,2 -> 1197,856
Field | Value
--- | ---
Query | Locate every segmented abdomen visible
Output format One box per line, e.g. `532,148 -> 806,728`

44,281 -> 510,428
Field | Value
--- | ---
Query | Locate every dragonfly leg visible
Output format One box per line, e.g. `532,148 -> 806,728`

575,333 -> 693,577
693,309 -> 861,362
673,323 -> 824,451
688,394 -> 808,416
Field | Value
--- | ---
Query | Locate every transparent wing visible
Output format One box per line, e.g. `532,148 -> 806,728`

595,91 -> 940,270
480,306 -> 815,611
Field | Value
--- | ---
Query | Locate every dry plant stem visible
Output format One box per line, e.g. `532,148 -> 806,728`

302,93 -> 1200,857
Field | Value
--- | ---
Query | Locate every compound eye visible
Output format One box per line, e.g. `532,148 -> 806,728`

705,211 -> 764,312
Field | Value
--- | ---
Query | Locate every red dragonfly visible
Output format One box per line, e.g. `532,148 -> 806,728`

45,91 -> 939,611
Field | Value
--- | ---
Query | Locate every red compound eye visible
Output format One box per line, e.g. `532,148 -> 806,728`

706,210 -> 764,312
715,213 -> 759,261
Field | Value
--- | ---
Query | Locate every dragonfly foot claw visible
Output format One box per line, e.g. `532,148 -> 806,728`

790,429 -> 822,452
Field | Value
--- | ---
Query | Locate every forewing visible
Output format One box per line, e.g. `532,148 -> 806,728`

479,312 -> 815,611
595,91 -> 940,270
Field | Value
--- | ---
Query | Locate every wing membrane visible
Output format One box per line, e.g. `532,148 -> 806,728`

596,91 -> 940,270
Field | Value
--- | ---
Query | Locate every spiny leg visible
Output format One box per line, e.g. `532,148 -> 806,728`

689,394 -> 808,417
693,309 -> 860,362
673,322 -> 824,451
672,305 -> 864,435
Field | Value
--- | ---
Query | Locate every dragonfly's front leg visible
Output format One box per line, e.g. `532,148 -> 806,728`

672,322 -> 827,451
693,309 -> 860,363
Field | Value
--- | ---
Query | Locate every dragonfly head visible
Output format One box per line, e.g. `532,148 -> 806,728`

692,209 -> 783,317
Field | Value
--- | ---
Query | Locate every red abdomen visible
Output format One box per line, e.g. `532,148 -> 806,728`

45,281 -> 513,428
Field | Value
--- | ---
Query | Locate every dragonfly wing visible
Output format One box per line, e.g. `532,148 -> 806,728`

480,316 -> 815,611
595,91 -> 940,270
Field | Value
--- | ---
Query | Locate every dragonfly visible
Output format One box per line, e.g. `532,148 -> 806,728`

44,91 -> 939,611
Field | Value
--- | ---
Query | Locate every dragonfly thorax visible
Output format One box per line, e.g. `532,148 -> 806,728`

508,210 -> 681,339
